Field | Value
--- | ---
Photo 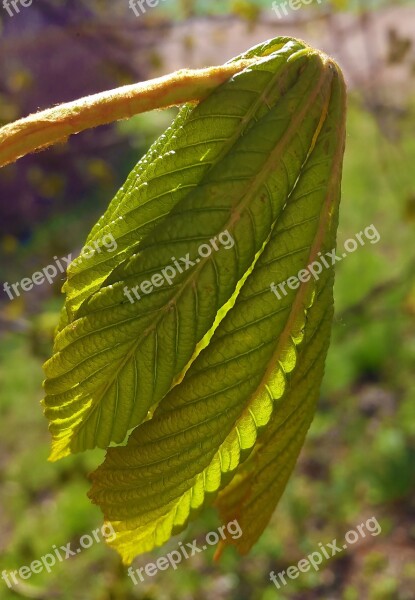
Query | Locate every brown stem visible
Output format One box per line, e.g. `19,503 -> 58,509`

0,60 -> 255,168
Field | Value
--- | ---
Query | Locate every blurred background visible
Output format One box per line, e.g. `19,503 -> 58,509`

0,1 -> 414,598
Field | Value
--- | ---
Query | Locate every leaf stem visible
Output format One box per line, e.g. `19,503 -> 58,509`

0,60 -> 256,168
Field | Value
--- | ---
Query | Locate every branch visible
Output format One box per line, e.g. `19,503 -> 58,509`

0,60 -> 255,168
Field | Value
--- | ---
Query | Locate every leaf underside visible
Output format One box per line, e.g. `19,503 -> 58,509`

43,36 -> 346,562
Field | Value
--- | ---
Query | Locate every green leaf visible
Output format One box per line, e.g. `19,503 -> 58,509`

87,56 -> 346,563
59,36 -> 297,321
61,105 -> 194,320
214,272 -> 335,555
43,38 -> 338,461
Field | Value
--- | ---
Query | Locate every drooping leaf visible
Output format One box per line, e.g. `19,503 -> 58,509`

87,56 -> 346,563
214,271 -> 335,555
43,38 -> 340,461
59,36 -> 297,320
214,67 -> 347,555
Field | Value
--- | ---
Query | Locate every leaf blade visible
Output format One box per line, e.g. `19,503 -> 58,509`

44,41 -> 334,460
88,58 -> 346,563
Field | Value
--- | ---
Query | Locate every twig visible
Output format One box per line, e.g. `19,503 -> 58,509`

0,60 -> 255,168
